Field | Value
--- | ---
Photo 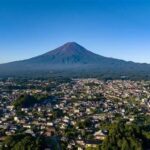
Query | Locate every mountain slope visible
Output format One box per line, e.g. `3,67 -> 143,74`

25,42 -> 110,64
0,42 -> 150,79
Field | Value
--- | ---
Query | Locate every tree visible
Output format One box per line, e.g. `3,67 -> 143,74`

101,121 -> 147,150
13,95 -> 37,109
2,134 -> 43,150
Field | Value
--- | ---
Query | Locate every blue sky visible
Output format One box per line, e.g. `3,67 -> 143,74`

0,0 -> 150,63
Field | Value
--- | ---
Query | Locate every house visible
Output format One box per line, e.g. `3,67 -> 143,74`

85,140 -> 102,148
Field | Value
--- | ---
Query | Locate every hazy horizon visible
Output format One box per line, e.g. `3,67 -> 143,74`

1,0 -> 150,63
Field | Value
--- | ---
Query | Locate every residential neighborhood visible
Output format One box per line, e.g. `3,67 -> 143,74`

0,78 -> 150,149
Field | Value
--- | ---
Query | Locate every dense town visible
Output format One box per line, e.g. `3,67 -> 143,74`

0,78 -> 150,149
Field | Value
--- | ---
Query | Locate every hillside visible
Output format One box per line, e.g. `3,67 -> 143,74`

0,42 -> 150,79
